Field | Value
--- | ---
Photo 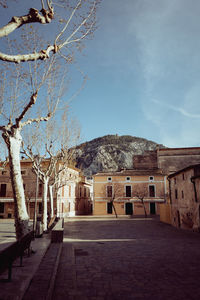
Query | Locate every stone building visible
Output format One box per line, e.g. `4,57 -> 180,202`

168,164 -> 200,231
157,147 -> 200,224
157,147 -> 200,174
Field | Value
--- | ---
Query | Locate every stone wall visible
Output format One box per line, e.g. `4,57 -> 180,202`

133,150 -> 158,170
158,147 -> 200,174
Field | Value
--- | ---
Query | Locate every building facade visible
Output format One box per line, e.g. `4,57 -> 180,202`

93,169 -> 167,216
168,164 -> 200,231
157,147 -> 200,174
0,160 -> 92,220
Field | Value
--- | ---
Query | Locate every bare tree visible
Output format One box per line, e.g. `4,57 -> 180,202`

0,0 -> 99,63
50,162 -> 79,218
132,184 -> 148,218
104,181 -> 124,218
22,112 -> 80,231
0,1 -> 99,239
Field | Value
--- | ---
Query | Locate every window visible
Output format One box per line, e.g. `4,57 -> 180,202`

149,176 -> 154,181
0,184 -> 6,197
0,203 -> 4,213
182,190 -> 184,199
125,185 -> 132,197
126,177 -> 131,181
175,189 -> 178,199
149,185 -> 155,197
107,177 -> 112,182
39,184 -> 42,196
182,173 -> 185,180
84,187 -> 86,197
174,178 -> 176,184
107,185 -> 113,197
21,170 -> 26,175
39,203 -> 42,214
2,171 -> 7,175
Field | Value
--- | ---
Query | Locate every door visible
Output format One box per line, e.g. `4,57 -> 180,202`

150,202 -> 156,215
0,184 -> 6,197
177,210 -> 181,227
107,202 -> 113,214
125,202 -> 133,215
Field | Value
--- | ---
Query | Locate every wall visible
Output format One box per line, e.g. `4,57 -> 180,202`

0,161 -> 82,220
93,170 -> 166,216
133,151 -> 158,169
158,148 -> 200,174
159,203 -> 171,224
169,166 -> 200,230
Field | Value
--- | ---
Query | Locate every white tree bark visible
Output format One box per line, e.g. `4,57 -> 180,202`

42,177 -> 49,231
3,128 -> 29,240
56,190 -> 60,218
49,185 -> 54,218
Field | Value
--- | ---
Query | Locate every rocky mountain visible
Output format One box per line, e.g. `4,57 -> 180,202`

72,135 -> 165,176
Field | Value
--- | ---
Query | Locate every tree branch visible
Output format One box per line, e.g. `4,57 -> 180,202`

0,45 -> 56,63
0,0 -> 98,63
58,1 -> 96,49
21,112 -> 52,127
16,91 -> 38,127
0,7 -> 54,38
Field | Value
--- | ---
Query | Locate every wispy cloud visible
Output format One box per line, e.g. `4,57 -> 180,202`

152,99 -> 200,119
127,0 -> 200,147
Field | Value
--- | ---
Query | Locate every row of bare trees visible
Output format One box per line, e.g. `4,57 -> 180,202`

106,182 -> 152,218
0,0 -> 100,239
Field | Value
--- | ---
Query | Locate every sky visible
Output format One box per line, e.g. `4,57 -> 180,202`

69,0 -> 200,147
1,0 -> 200,148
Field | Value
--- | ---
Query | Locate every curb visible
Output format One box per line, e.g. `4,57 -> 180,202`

46,243 -> 63,300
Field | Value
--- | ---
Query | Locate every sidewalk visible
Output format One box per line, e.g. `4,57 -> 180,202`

23,242 -> 62,300
0,232 -> 51,300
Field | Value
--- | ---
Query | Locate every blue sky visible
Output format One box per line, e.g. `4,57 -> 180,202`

1,0 -> 200,148
69,0 -> 200,147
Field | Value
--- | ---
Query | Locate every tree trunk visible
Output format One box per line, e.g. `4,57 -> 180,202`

111,201 -> 118,218
49,185 -> 54,218
42,177 -> 49,231
3,129 -> 29,240
141,199 -> 147,218
56,191 -> 60,218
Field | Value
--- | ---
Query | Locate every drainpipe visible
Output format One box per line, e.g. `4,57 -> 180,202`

164,175 -> 167,203
167,176 -> 172,204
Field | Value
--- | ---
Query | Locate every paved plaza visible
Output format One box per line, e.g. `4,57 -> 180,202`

52,217 -> 200,300
1,217 -> 200,299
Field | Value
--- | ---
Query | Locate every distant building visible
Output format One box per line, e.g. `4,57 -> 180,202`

75,176 -> 93,216
93,169 -> 167,216
133,150 -> 158,170
0,160 -> 92,220
168,164 -> 200,231
157,147 -> 200,174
